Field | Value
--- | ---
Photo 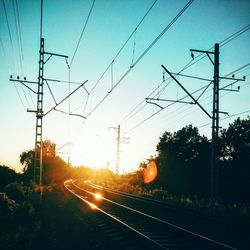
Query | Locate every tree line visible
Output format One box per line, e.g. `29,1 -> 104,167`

1,116 -> 249,203
135,116 -> 250,202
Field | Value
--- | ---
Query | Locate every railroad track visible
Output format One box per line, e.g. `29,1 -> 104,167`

64,179 -> 238,250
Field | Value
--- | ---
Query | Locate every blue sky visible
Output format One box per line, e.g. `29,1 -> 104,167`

0,0 -> 249,173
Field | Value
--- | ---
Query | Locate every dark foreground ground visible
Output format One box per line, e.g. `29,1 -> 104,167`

2,185 -> 249,250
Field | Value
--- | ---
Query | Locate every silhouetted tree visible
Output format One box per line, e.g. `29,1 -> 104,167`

220,117 -> 250,202
19,142 -> 71,184
20,150 -> 34,182
42,155 -> 71,184
4,182 -> 30,203
155,125 -> 210,196
0,165 -> 19,188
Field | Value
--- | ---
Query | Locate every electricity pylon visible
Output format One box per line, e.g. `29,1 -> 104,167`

10,37 -> 87,193
148,43 -> 244,200
109,125 -> 129,175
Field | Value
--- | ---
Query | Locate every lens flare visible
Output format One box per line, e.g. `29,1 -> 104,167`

94,193 -> 102,200
144,161 -> 158,184
89,203 -> 98,210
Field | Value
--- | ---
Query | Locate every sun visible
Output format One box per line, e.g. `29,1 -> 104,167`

69,142 -> 114,170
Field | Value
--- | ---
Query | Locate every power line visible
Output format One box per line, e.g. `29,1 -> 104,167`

173,25 -> 250,75
11,0 -> 31,108
88,0 -> 159,95
158,69 -> 249,131
220,24 -> 250,47
0,37 -> 11,74
173,75 -> 249,130
2,0 -> 31,109
70,0 -> 95,68
199,109 -> 250,129
87,0 -> 194,118
121,79 -> 172,123
120,58 -> 194,124
120,26 -> 250,130
123,62 -> 249,136
15,0 -> 24,61
13,82 -> 26,111
2,0 -> 16,73
124,82 -> 210,135
220,109 -> 250,121
15,0 -> 35,109
12,0 -> 23,75
132,1 -> 194,68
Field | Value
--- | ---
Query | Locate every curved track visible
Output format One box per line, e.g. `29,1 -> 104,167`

64,179 -> 238,250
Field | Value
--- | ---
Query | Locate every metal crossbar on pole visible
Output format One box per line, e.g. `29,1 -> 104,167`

9,37 -> 87,196
161,44 -> 220,199
161,43 -> 244,199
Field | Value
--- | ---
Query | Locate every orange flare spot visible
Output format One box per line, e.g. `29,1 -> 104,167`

144,161 -> 158,184
94,193 -> 102,200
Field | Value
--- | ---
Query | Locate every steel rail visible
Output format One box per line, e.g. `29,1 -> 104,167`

69,180 -> 237,250
64,180 -> 168,250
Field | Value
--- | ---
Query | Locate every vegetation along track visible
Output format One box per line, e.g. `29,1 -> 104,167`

64,179 -> 237,250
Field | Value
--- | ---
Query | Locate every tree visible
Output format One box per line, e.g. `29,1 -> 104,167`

155,125 -> 210,196
4,182 -> 29,203
0,165 -> 19,188
220,117 -> 250,202
42,155 -> 71,184
20,150 -> 34,182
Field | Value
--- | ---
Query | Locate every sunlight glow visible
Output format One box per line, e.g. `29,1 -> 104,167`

89,203 -> 98,210
94,193 -> 103,200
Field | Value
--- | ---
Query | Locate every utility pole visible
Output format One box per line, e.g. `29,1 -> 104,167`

116,125 -> 120,175
211,43 -> 220,199
109,125 -> 129,175
158,43 -> 244,200
189,44 -> 220,199
30,38 -> 69,191
109,125 -> 120,175
9,38 -> 87,194
190,44 -> 220,199
34,37 -> 45,187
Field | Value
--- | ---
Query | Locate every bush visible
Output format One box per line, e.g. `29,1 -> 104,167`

0,192 -> 16,214
4,182 -> 30,203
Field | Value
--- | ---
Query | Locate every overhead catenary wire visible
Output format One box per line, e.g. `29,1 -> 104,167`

2,0 -> 31,110
2,0 -> 17,74
198,109 -> 250,129
70,0 -> 95,68
184,24 -> 250,70
12,0 -> 23,75
88,0 -> 159,95
121,25 -> 250,132
159,71 -> 250,131
15,0 -> 24,63
11,0 -> 32,108
123,62 -> 250,136
124,82 -> 210,135
220,24 -> 250,47
169,70 -> 250,130
15,0 -> 35,109
120,61 -> 193,124
86,0 -> 194,118
2,36 -> 26,111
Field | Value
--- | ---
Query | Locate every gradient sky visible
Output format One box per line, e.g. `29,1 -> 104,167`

0,0 -> 249,173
